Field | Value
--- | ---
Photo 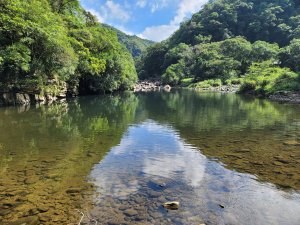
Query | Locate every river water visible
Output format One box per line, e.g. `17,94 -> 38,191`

0,90 -> 299,225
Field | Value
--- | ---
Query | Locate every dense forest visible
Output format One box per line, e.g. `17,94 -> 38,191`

138,0 -> 300,95
103,24 -> 154,59
0,0 -> 138,99
1,0 -> 300,102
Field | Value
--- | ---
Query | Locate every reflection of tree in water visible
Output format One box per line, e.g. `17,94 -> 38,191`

0,90 -> 300,224
138,90 -> 300,190
0,92 -> 141,224
139,89 -> 297,132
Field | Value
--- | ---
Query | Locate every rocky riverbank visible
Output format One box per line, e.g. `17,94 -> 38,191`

134,81 -> 171,92
191,85 -> 240,93
0,79 -> 69,106
0,92 -> 67,107
269,91 -> 300,104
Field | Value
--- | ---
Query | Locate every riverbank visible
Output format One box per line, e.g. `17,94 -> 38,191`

1,83 -> 299,106
190,85 -> 240,93
185,84 -> 300,104
133,81 -> 171,92
0,92 -> 67,107
269,91 -> 300,104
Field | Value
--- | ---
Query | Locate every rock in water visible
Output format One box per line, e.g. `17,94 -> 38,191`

9,216 -> 39,225
283,140 -> 300,146
219,204 -> 225,208
123,209 -> 138,217
163,85 -> 171,92
163,201 -> 180,210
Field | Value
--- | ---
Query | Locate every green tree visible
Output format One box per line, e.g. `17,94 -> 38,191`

162,60 -> 186,85
251,41 -> 280,62
0,0 -> 137,96
280,39 -> 300,72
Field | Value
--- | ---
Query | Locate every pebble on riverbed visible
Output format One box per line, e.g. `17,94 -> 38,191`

283,140 -> 300,146
162,201 -> 180,210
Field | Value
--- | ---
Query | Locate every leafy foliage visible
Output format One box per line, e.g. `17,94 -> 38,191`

240,61 -> 300,94
0,0 -> 137,95
189,79 -> 222,89
169,0 -> 300,47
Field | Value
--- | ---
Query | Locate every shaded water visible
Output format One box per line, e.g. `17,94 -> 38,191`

0,90 -> 300,224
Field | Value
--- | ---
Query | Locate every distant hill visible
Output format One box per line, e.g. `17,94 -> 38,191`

103,24 -> 154,58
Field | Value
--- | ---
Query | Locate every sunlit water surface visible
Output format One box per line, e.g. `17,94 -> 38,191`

0,90 -> 300,225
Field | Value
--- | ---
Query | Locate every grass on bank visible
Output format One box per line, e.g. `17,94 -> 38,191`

239,61 -> 300,95
177,61 -> 300,95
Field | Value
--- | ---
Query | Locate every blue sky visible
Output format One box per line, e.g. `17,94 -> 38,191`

79,0 -> 209,42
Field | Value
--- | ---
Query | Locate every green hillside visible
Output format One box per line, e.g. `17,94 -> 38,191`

103,24 -> 154,58
138,0 -> 300,95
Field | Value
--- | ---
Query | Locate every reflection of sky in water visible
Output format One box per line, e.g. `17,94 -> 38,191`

90,120 -> 300,225
91,120 -> 206,198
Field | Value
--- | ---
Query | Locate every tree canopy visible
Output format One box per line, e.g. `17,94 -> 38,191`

0,0 -> 138,96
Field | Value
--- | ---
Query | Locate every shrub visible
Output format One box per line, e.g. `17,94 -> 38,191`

267,71 -> 300,93
231,78 -> 243,85
180,78 -> 194,87
239,61 -> 300,95
225,77 -> 243,85
190,79 -> 222,89
240,80 -> 257,92
211,79 -> 222,87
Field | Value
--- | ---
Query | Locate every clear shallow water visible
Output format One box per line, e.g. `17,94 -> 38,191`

0,90 -> 300,224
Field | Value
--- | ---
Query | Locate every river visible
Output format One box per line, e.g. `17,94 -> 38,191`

0,90 -> 300,225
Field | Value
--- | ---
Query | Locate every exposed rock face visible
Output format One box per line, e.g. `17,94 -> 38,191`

0,80 -> 69,106
0,93 -> 15,105
15,93 -> 31,105
0,93 -> 30,106
134,81 -> 172,92
34,94 -> 46,103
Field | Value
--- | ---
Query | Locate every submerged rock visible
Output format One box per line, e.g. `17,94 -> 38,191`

219,204 -> 225,209
123,209 -> 138,217
162,201 -> 180,210
9,216 -> 39,225
283,140 -> 300,146
66,188 -> 82,194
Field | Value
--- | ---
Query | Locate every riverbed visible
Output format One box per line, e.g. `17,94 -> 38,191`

0,90 -> 300,224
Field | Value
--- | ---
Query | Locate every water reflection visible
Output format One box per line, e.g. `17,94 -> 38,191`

0,90 -> 300,224
89,120 -> 300,225
91,121 -> 206,198
138,90 -> 300,190
0,93 -> 140,224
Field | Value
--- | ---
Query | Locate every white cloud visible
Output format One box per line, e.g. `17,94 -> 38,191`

86,8 -> 105,23
138,0 -> 208,42
172,0 -> 207,24
150,0 -> 170,13
100,0 -> 130,23
138,24 -> 178,42
136,0 -> 170,12
136,0 -> 147,8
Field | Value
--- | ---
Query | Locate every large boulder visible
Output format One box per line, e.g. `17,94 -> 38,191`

15,93 -> 30,105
